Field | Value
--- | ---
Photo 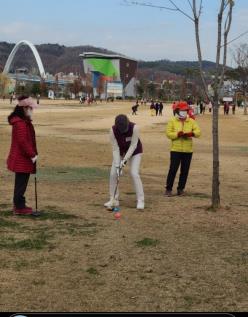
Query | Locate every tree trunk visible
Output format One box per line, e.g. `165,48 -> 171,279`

244,96 -> 248,115
192,0 -> 222,210
244,104 -> 248,115
210,1 -> 225,211
212,92 -> 220,210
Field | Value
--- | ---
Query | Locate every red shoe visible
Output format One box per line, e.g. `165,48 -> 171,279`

24,206 -> 33,212
14,205 -> 33,212
13,207 -> 33,215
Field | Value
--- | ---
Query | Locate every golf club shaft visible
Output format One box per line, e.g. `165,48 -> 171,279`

113,167 -> 122,202
113,176 -> 119,200
35,175 -> 38,212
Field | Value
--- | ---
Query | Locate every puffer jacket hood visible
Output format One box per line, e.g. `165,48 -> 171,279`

9,115 -> 31,125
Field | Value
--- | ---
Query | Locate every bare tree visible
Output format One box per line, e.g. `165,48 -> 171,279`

227,43 -> 248,114
0,73 -> 10,96
124,0 -> 234,210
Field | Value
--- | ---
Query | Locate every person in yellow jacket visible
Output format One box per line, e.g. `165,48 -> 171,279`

165,101 -> 201,196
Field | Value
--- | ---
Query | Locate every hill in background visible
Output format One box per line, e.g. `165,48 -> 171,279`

0,41 -> 217,79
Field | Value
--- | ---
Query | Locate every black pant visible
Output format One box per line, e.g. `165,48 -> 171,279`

166,152 -> 193,191
14,173 -> 30,208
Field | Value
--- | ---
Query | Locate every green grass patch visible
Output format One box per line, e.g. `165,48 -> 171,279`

0,218 -> 20,228
229,146 -> 248,153
57,222 -> 98,236
33,279 -> 46,286
136,238 -> 159,247
86,267 -> 99,275
0,210 -> 12,217
14,259 -> 30,271
0,231 -> 53,251
184,295 -> 194,306
37,166 -> 108,182
59,223 -> 97,236
0,206 -> 78,221
238,146 -> 248,152
125,192 -> 135,195
34,207 -> 78,221
0,204 -> 11,210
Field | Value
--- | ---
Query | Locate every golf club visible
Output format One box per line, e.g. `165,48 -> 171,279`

32,170 -> 41,217
35,174 -> 38,212
108,166 -> 122,211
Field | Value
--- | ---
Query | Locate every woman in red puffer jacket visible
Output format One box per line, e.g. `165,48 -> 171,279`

7,95 -> 38,215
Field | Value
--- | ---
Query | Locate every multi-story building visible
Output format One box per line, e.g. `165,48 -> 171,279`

80,52 -> 137,98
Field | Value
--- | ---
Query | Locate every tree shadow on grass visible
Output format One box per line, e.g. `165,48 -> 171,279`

187,192 -> 211,199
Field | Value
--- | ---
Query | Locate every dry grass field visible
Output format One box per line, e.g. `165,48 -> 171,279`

0,99 -> 247,312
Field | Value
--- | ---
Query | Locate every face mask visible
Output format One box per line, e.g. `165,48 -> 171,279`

178,111 -> 187,119
25,108 -> 33,118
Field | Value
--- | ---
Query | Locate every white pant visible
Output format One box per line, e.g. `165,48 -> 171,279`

109,154 -> 144,202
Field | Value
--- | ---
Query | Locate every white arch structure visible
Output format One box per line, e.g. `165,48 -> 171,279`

3,40 -> 46,79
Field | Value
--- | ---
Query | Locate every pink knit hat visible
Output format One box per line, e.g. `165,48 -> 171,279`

18,97 -> 38,109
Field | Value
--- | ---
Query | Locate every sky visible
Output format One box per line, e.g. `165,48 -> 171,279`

0,0 -> 248,64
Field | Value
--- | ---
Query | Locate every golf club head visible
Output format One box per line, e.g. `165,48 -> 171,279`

32,211 -> 42,217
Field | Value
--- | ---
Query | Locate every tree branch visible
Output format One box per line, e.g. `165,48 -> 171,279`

223,0 -> 228,11
219,1 -> 234,91
191,0 -> 210,100
168,0 -> 194,21
123,0 -> 194,21
221,29 -> 248,48
187,0 -> 194,12
122,0 -> 178,11
198,0 -> 203,18
214,0 -> 225,94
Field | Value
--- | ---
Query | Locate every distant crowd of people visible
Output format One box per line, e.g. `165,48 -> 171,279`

127,97 -> 243,119
131,100 -> 164,116
1,93 -> 243,118
131,98 -> 207,118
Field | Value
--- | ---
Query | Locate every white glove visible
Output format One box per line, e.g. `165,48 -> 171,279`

31,155 -> 38,164
116,166 -> 123,177
120,159 -> 127,169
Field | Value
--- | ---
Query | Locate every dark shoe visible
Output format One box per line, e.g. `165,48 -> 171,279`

164,190 -> 173,197
177,189 -> 186,196
14,207 -> 33,215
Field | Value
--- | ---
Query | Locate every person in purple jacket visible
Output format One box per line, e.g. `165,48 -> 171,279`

104,114 -> 145,210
